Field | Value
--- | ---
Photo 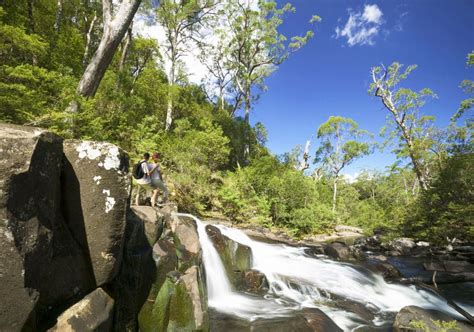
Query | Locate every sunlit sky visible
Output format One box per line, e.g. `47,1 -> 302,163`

245,0 -> 473,177
138,0 -> 473,178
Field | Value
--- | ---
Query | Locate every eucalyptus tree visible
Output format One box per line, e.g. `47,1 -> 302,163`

370,62 -> 438,191
77,0 -> 142,98
221,0 -> 319,156
155,0 -> 216,131
314,116 -> 371,214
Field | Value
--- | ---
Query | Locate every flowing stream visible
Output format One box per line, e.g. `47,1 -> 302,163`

176,213 -> 470,331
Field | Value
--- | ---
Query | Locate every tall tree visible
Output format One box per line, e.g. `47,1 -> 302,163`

314,116 -> 371,214
220,0 -> 319,156
155,0 -> 216,131
370,62 -> 437,191
76,0 -> 142,98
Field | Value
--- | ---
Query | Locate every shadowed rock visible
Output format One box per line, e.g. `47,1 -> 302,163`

0,124 -> 95,330
63,140 -> 130,286
393,306 -> 472,332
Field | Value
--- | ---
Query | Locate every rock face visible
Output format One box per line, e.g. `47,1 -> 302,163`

48,288 -> 114,332
63,140 -> 130,286
325,242 -> 355,261
393,306 -> 472,332
139,206 -> 209,332
0,124 -> 155,331
0,124 -> 95,330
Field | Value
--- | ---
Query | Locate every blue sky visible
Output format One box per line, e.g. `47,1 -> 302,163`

246,0 -> 473,177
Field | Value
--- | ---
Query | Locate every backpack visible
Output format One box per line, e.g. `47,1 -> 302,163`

132,161 -> 146,179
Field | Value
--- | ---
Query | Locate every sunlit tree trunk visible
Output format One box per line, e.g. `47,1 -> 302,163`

77,0 -> 141,98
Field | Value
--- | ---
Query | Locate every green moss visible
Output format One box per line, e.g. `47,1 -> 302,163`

168,280 -> 194,331
138,278 -> 175,332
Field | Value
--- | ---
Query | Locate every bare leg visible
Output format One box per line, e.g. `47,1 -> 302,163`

151,189 -> 158,207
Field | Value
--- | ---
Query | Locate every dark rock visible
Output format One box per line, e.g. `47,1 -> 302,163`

424,260 -> 474,273
210,308 -> 342,332
325,242 -> 354,260
110,212 -> 156,331
128,206 -> 165,245
239,270 -> 269,295
48,288 -> 114,332
168,265 -> 208,331
0,124 -> 95,331
169,215 -> 201,271
206,225 -> 253,288
393,305 -> 472,332
369,262 -> 402,279
303,245 -> 326,257
63,140 -> 130,286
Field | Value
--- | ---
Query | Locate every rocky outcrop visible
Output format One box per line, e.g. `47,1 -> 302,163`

210,308 -> 342,332
324,241 -> 361,261
63,140 -> 130,286
139,207 -> 209,332
206,225 -> 253,290
48,288 -> 114,332
0,124 -> 95,330
0,124 -> 154,331
393,306 -> 472,332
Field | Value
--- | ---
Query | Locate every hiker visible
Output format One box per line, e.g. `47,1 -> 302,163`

150,152 -> 168,205
133,152 -> 160,206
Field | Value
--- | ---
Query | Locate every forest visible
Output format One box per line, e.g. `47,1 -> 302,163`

1,0 -> 472,244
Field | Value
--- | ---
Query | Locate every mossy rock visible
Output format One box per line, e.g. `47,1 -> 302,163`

138,277 -> 175,332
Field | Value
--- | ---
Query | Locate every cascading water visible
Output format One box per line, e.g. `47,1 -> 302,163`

176,213 -> 471,331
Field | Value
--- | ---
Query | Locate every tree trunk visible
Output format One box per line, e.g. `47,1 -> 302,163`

76,0 -> 142,98
243,86 -> 251,159
82,12 -> 97,68
165,53 -> 176,131
332,177 -> 338,214
54,0 -> 63,33
118,22 -> 133,71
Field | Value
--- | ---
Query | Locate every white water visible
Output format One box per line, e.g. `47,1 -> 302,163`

176,213 -> 470,331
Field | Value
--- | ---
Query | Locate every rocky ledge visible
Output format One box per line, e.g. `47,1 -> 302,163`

0,124 -> 208,331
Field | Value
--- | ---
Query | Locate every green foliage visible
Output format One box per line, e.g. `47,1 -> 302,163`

409,319 -> 461,332
407,153 -> 474,243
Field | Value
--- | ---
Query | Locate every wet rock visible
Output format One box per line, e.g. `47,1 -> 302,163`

210,308 -> 342,332
169,215 -> 200,269
0,124 -> 95,330
366,257 -> 402,279
110,213 -> 156,331
239,270 -> 269,295
325,242 -> 354,260
206,225 -> 252,288
63,140 -> 130,286
168,265 -> 208,331
48,288 -> 114,332
393,305 -> 472,332
424,260 -> 474,273
139,277 -> 175,332
129,206 -> 165,245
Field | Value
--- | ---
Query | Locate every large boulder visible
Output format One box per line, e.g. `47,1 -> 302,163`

324,242 -> 356,261
393,306 -> 472,332
239,270 -> 269,295
48,288 -> 114,332
0,124 -> 94,330
210,308 -> 342,332
169,215 -> 201,270
140,266 -> 208,332
168,265 -> 208,331
128,206 -> 165,246
63,140 -> 130,286
138,239 -> 178,331
389,238 -> 416,256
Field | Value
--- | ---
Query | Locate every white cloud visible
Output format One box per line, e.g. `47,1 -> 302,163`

335,4 -> 384,46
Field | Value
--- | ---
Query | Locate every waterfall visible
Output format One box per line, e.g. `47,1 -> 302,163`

175,213 -> 470,331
